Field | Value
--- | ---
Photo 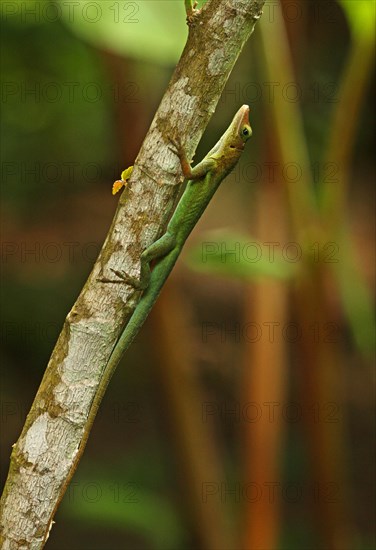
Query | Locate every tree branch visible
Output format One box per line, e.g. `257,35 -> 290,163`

0,0 -> 265,547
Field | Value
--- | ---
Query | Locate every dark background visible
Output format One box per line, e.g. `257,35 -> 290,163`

1,1 -> 375,549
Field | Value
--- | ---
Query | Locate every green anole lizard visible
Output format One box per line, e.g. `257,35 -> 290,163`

95,104 -> 252,447
45,105 -> 252,541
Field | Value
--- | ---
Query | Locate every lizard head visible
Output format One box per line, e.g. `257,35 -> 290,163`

206,105 -> 252,169
231,104 -> 252,150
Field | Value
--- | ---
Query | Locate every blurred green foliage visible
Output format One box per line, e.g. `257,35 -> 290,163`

62,0 -> 188,64
339,0 -> 375,42
186,230 -> 295,280
65,470 -> 186,549
2,5 -> 115,208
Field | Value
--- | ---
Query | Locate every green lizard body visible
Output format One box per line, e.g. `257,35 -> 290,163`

105,104 -> 252,372
47,106 -> 251,538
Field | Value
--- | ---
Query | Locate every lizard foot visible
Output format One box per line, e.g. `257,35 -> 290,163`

168,135 -> 194,180
167,135 -> 182,156
186,2 -> 201,26
98,269 -> 147,290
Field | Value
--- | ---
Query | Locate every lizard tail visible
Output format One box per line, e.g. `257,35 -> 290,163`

89,247 -> 180,423
107,248 -> 180,371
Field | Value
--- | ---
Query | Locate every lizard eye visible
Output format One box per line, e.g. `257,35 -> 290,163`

241,125 -> 252,140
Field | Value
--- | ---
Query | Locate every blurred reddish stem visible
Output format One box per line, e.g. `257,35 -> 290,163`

241,158 -> 288,549
321,36 -> 375,223
259,6 -> 317,237
258,3 -> 354,548
320,32 -> 375,355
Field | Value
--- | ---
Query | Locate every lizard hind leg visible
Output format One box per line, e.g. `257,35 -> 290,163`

106,232 -> 176,290
132,231 -> 176,290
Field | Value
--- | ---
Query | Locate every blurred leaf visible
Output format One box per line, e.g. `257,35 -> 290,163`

65,474 -> 186,549
59,0 -> 187,65
185,231 -> 296,280
334,243 -> 375,356
338,0 -> 375,43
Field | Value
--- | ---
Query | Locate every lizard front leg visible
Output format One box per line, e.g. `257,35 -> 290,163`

169,137 -> 216,181
184,0 -> 201,26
